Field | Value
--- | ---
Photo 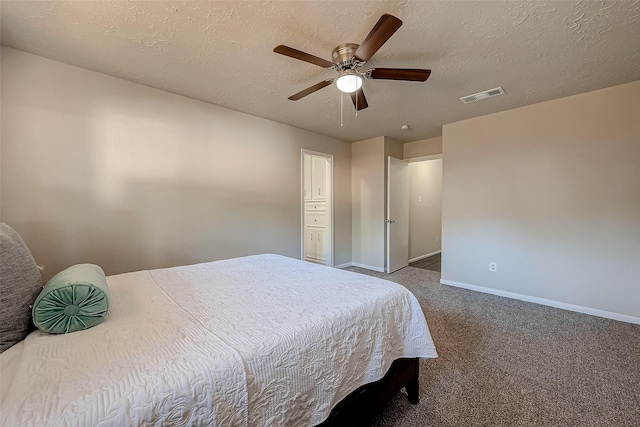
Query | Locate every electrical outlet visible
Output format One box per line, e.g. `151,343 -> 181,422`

418,195 -> 422,203
436,235 -> 440,243
489,262 -> 497,272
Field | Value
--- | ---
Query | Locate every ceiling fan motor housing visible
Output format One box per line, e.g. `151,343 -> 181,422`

332,43 -> 360,70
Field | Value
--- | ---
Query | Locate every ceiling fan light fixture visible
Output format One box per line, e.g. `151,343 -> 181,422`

336,73 -> 363,93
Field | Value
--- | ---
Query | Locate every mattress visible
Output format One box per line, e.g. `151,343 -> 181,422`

0,254 -> 437,426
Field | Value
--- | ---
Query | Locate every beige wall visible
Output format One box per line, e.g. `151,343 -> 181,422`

408,159 -> 442,260
1,47 -> 352,280
351,137 -> 385,270
403,136 -> 442,159
350,136 -> 405,271
442,80 -> 640,319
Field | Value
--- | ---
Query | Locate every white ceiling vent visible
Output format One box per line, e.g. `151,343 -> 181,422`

460,87 -> 505,104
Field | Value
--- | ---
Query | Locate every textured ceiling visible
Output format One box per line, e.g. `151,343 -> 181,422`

2,1 -> 639,143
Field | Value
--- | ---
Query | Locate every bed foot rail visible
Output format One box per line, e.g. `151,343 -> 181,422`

317,357 -> 420,426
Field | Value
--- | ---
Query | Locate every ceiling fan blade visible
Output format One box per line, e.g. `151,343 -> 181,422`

288,80 -> 334,101
354,14 -> 403,63
274,45 -> 335,68
368,68 -> 431,81
350,88 -> 369,111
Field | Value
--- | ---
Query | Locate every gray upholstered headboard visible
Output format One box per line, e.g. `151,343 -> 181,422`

0,223 -> 43,353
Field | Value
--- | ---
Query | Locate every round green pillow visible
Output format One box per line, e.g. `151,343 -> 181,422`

32,264 -> 110,334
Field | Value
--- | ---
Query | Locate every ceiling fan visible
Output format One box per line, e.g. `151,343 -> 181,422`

273,14 -> 431,111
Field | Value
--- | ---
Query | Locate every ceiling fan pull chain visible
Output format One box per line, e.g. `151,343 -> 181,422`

340,91 -> 344,127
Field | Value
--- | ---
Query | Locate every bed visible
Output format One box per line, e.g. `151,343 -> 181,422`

0,253 -> 437,426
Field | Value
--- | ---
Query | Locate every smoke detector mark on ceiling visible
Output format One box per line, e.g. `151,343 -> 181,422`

460,87 -> 505,104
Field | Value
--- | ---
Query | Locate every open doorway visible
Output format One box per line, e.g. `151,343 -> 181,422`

407,156 -> 442,272
301,150 -> 333,266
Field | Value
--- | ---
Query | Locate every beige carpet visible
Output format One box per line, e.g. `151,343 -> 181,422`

346,266 -> 640,427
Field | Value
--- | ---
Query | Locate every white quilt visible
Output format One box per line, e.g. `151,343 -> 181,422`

0,254 -> 437,426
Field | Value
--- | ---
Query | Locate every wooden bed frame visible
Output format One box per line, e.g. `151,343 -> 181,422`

317,358 -> 419,426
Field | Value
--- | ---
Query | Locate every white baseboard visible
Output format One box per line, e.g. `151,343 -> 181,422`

409,250 -> 441,263
350,262 -> 385,273
440,279 -> 640,325
334,262 -> 353,269
335,262 -> 386,273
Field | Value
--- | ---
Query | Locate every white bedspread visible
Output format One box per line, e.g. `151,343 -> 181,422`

0,254 -> 436,426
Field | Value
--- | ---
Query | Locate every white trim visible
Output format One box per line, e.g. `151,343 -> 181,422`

300,151 -> 305,262
334,262 -> 353,269
406,154 -> 442,163
301,148 -> 334,158
409,250 -> 441,263
301,150 -> 334,267
440,279 -> 640,325
351,262 -> 385,273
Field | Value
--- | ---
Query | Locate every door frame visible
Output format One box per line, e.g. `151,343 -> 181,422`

300,149 -> 334,267
406,154 -> 442,164
405,154 -> 443,265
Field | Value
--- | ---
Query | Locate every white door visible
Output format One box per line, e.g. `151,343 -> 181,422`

386,156 -> 409,273
304,155 -> 312,200
311,156 -> 326,200
304,229 -> 315,260
315,229 -> 326,262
